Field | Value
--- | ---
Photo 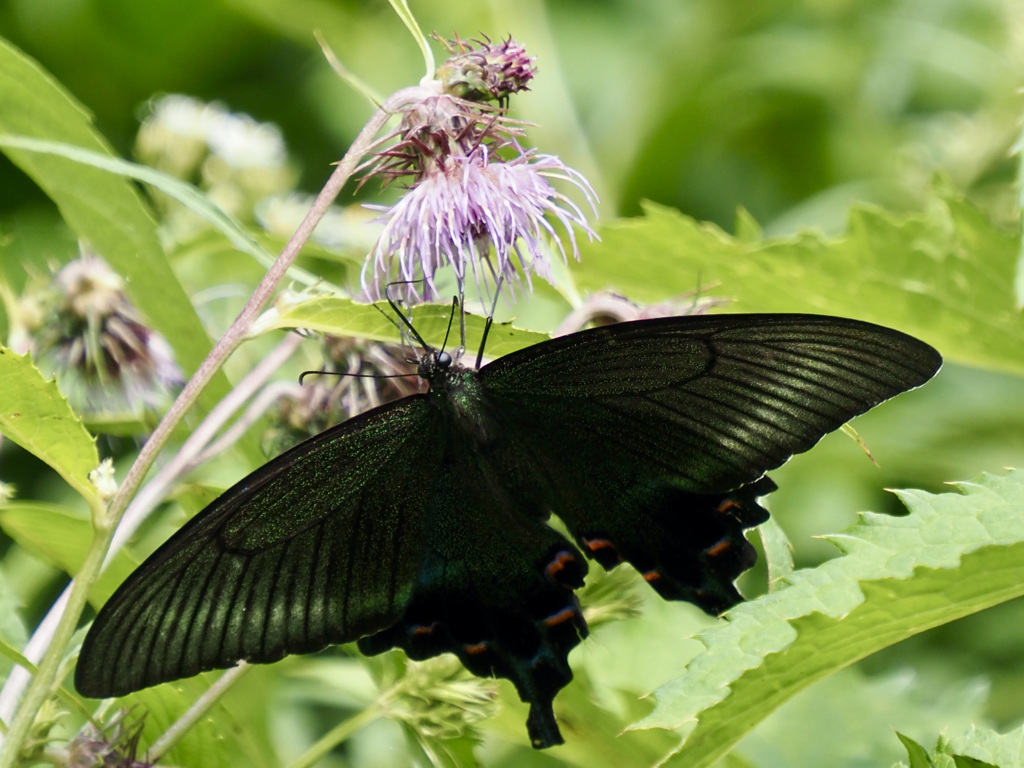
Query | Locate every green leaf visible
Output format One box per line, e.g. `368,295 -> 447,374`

128,683 -> 230,768
0,136 -> 336,295
949,723 -> 1024,768
0,37 -> 230,415
0,502 -> 137,607
898,732 -> 938,768
633,470 -> 1024,767
0,346 -> 100,505
894,728 -> 1013,768
758,515 -> 794,590
575,189 -> 1024,376
256,297 -> 552,358
0,570 -> 28,677
955,757 -> 999,768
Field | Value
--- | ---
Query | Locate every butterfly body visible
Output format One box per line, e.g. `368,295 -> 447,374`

76,314 -> 941,748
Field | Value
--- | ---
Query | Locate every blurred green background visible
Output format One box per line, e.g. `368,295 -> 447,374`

3,0 -> 1021,229
2,1 -> 1024,766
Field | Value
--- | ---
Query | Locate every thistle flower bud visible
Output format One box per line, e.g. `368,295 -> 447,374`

29,254 -> 182,423
380,656 -> 498,741
435,35 -> 535,104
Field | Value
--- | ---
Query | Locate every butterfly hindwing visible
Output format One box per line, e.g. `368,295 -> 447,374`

75,397 -> 443,698
357,399 -> 590,748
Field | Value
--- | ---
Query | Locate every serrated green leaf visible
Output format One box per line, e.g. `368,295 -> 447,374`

0,502 -> 137,607
949,723 -> 1024,768
758,515 -> 794,590
256,296 -> 552,358
0,346 -> 100,505
575,191 -> 1024,376
633,470 -> 1024,768
0,38 -> 229,415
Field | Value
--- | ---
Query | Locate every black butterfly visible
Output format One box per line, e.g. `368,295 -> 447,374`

75,313 -> 940,748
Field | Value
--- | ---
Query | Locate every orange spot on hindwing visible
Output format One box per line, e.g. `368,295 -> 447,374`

705,539 -> 732,558
543,607 -> 578,628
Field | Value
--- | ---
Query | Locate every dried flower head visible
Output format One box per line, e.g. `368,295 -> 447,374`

265,335 -> 420,454
62,709 -> 151,768
30,254 -> 182,421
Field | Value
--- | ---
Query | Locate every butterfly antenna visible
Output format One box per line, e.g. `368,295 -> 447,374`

384,280 -> 432,352
457,283 -> 467,355
299,368 -> 415,384
474,274 -> 505,369
441,296 -> 458,354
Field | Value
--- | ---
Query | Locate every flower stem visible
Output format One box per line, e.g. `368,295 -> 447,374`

149,664 -> 250,761
285,704 -> 383,768
0,87 -> 423,768
0,492 -> 107,768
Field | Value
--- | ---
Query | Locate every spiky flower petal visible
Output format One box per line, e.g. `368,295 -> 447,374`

363,146 -> 596,301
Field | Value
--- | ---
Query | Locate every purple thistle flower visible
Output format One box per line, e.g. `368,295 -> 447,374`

356,36 -> 597,304
362,144 -> 596,302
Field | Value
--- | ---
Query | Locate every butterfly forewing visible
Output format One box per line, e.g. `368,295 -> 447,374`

480,314 -> 941,490
76,397 -> 442,698
475,314 -> 939,615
